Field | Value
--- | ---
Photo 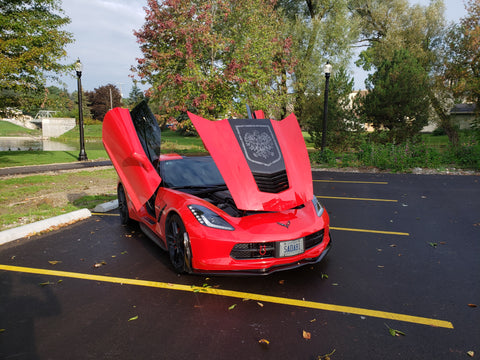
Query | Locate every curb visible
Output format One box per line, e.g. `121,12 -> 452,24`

0,208 -> 92,246
93,199 -> 118,213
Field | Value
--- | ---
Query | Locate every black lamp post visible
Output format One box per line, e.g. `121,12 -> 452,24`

321,61 -> 332,153
75,59 -> 88,161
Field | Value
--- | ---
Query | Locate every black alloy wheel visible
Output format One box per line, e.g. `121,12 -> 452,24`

117,184 -> 131,225
166,214 -> 192,273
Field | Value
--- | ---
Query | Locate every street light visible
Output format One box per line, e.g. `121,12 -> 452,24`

321,61 -> 332,153
75,59 -> 88,161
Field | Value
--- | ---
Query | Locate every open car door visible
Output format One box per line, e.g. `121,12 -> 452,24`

188,112 -> 313,212
103,103 -> 161,211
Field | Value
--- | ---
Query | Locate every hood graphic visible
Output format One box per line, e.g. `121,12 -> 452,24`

188,112 -> 313,212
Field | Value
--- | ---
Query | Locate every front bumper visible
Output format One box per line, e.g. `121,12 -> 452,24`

191,235 -> 332,276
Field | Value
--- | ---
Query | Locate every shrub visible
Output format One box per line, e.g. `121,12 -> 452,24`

357,141 -> 444,172
312,148 -> 336,166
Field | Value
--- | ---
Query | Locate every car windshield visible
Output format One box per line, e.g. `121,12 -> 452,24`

161,156 -> 226,189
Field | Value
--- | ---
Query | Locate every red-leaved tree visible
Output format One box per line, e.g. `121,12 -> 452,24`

132,0 -> 295,122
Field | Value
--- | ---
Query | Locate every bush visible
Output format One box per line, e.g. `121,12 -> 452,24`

312,148 -> 336,166
451,142 -> 480,170
357,141 -> 443,172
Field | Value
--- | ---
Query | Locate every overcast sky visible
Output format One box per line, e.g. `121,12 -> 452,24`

56,0 -> 468,96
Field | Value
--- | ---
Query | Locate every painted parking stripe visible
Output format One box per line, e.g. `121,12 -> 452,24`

91,213 -> 119,216
0,264 -> 451,329
317,195 -> 397,202
330,227 -> 409,236
314,180 -> 388,185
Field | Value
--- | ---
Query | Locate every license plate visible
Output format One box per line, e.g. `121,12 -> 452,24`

278,238 -> 304,257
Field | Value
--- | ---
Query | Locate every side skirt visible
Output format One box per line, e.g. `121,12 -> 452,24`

139,223 -> 167,251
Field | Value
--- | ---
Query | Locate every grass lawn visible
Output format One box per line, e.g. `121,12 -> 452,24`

0,168 -> 118,231
0,120 -> 41,136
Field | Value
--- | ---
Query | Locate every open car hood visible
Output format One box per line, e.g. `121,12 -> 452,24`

188,112 -> 313,212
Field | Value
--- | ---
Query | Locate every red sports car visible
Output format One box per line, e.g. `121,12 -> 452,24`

103,101 -> 331,275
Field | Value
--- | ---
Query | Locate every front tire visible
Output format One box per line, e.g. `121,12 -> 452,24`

166,214 -> 192,274
117,184 -> 131,225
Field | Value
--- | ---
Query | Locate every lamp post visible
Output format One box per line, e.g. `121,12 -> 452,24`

321,61 -> 332,153
75,59 -> 88,161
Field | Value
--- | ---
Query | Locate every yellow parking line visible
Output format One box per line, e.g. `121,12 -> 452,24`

330,227 -> 409,236
314,180 -> 388,185
0,264 -> 451,329
317,195 -> 397,202
91,213 -> 119,216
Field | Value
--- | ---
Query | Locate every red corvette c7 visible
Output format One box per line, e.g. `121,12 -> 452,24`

102,101 -> 331,275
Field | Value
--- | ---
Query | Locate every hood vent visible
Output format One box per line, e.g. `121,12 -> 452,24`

253,170 -> 289,193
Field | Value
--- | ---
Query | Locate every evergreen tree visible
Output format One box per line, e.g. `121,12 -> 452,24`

361,49 -> 430,143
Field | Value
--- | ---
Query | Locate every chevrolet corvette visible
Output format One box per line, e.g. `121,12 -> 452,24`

102,101 -> 331,275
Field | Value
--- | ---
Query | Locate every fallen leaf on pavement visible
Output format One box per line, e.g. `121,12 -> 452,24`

48,260 -> 62,265
385,323 -> 405,337
468,304 -> 477,308
318,349 -> 336,360
303,330 -> 311,340
467,351 -> 474,357
258,339 -> 270,345
128,316 -> 138,322
228,304 -> 237,310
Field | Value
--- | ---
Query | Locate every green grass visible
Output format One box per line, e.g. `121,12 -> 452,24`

0,120 -> 41,136
0,168 -> 118,231
72,194 -> 117,208
56,124 -> 103,140
0,150 -> 109,168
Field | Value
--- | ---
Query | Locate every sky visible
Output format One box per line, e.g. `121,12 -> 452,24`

55,0 -> 468,96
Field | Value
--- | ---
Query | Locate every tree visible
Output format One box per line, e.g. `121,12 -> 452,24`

352,0 -> 446,72
127,81 -> 145,108
444,0 -> 480,107
305,67 -> 363,151
0,0 -> 73,94
86,84 -> 122,121
276,0 -> 358,124
132,0 -> 295,122
361,49 -> 430,143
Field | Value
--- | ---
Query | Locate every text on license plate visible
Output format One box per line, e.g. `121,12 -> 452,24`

279,238 -> 304,257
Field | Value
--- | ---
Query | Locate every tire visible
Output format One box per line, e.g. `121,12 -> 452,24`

166,214 -> 192,274
117,183 -> 131,225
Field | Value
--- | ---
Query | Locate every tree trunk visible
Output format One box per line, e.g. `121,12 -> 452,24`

429,92 -> 459,147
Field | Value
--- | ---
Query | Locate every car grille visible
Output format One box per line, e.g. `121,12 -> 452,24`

253,170 -> 289,193
230,229 -> 324,260
230,242 -> 276,259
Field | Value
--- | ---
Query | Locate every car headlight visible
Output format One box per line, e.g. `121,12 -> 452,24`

312,197 -> 324,217
188,205 -> 234,231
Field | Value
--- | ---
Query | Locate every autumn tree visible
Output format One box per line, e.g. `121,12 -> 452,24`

132,0 -> 295,122
0,0 -> 73,113
86,84 -> 122,121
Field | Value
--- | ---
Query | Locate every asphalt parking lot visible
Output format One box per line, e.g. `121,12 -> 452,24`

1,171 -> 479,360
